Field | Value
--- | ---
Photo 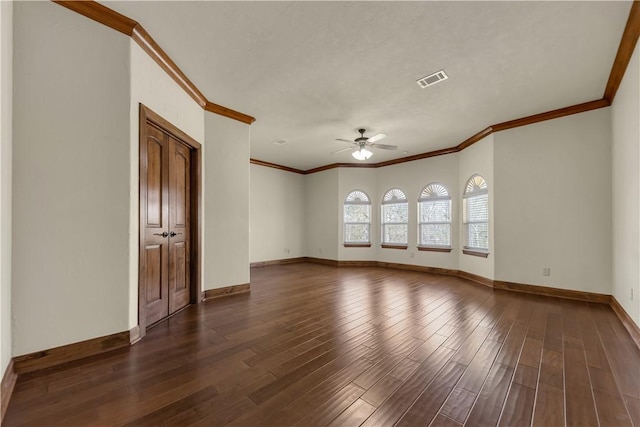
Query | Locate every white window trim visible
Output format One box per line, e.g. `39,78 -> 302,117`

463,176 -> 489,253
343,190 -> 371,244
381,188 -> 409,246
418,183 -> 452,249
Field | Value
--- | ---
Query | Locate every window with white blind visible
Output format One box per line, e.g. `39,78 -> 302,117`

463,174 -> 489,254
381,188 -> 408,247
418,183 -> 451,250
343,190 -> 371,245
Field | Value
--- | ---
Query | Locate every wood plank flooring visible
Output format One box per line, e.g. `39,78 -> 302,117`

5,263 -> 640,426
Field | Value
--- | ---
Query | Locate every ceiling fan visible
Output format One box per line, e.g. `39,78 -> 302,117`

331,129 -> 397,160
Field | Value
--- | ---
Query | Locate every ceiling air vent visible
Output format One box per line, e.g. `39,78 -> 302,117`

417,70 -> 448,88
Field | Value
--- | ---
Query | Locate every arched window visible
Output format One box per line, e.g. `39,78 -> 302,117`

343,190 -> 371,245
381,188 -> 408,247
418,183 -> 451,250
463,174 -> 489,254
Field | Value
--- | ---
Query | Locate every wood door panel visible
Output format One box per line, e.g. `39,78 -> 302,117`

173,242 -> 187,290
168,137 -> 191,314
169,241 -> 189,314
145,245 -> 163,303
145,243 -> 168,325
174,151 -> 188,227
140,122 -> 170,328
145,137 -> 164,227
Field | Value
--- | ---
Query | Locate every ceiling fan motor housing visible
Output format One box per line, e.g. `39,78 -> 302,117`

356,129 -> 369,143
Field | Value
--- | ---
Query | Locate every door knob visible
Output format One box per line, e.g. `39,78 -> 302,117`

169,231 -> 183,237
153,232 -> 169,238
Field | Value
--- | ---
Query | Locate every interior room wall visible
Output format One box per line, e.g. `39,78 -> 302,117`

337,167 -> 378,261
204,114 -> 250,290
612,42 -> 640,326
374,154 -> 460,270
250,164 -> 305,263
8,1 -> 636,362
458,135 -> 495,279
129,40 -> 205,326
494,108 -> 612,295
12,2 -> 131,355
0,0 -> 12,376
305,169 -> 339,260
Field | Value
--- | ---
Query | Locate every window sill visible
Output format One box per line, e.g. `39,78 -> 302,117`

418,247 -> 452,253
343,243 -> 371,248
381,244 -> 408,250
463,249 -> 489,258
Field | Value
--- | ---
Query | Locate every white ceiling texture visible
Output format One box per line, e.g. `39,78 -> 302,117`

103,1 -> 632,171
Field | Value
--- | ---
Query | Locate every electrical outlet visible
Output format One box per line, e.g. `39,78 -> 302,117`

543,267 -> 551,276
318,248 -> 322,254
284,248 -> 290,254
410,252 -> 415,258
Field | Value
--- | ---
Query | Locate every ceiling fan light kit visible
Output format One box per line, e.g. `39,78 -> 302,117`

352,147 -> 373,160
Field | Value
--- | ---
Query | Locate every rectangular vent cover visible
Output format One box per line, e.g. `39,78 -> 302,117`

417,70 -> 448,88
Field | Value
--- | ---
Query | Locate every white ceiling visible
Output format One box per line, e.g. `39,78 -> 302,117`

103,1 -> 631,171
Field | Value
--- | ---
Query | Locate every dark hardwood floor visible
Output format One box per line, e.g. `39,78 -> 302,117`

5,263 -> 640,426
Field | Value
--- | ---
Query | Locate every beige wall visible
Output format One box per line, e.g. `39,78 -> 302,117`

612,42 -> 640,326
204,114 -> 250,289
13,2 -> 131,355
305,169 -> 340,260
250,164 -> 305,263
0,0 -> 12,375
494,108 -> 612,294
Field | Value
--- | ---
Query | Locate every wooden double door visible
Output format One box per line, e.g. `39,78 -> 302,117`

140,119 -> 192,327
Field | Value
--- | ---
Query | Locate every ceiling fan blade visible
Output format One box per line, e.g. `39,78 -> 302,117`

330,146 -> 354,155
366,133 -> 386,143
370,143 -> 397,150
334,138 -> 353,143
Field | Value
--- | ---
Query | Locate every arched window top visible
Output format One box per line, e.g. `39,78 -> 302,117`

464,174 -> 487,196
419,183 -> 449,201
345,190 -> 370,205
382,188 -> 407,204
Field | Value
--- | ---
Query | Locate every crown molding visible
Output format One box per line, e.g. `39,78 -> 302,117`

206,102 -> 256,125
52,1 -> 255,125
604,1 -> 640,103
131,25 -> 207,108
304,162 -> 377,175
250,158 -> 304,174
374,146 -> 460,168
491,99 -> 610,132
53,1 -> 137,36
